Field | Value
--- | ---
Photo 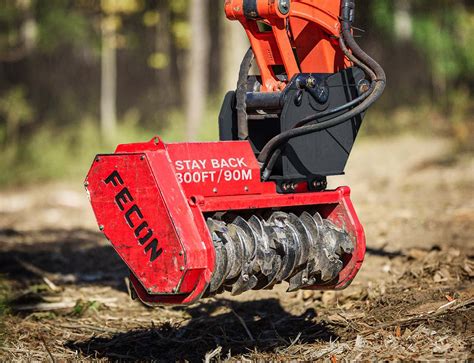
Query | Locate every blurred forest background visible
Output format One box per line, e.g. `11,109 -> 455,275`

0,0 -> 473,186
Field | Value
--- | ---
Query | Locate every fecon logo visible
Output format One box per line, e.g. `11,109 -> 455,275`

104,170 -> 163,263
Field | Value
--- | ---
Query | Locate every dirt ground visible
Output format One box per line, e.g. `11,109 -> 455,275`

0,135 -> 473,361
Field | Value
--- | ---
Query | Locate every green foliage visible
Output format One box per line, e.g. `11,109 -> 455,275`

0,99 -> 221,186
27,312 -> 57,321
412,4 -> 474,85
71,299 -> 101,317
0,278 -> 11,345
0,280 -> 9,316
0,113 -> 158,186
0,86 -> 34,144
159,100 -> 220,142
37,4 -> 92,52
170,0 -> 190,49
370,0 -> 394,35
0,0 -> 27,51
0,0 -> 472,188
371,1 -> 474,86
369,0 -> 474,149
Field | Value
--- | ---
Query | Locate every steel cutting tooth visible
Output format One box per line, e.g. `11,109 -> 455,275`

313,212 -> 324,227
247,215 -> 265,239
267,213 -> 298,282
316,215 -> 344,281
228,223 -> 259,294
207,209 -> 353,295
300,212 -> 339,282
232,217 -> 261,289
338,231 -> 354,254
206,218 -> 225,234
284,213 -> 315,291
247,216 -> 282,289
247,215 -> 280,275
287,213 -> 311,266
299,211 -> 324,273
209,240 -> 228,292
231,274 -> 259,295
206,220 -> 230,291
207,218 -> 241,280
324,219 -> 354,255
284,212 -> 319,289
232,216 -> 257,261
233,216 -> 270,274
269,212 -> 305,269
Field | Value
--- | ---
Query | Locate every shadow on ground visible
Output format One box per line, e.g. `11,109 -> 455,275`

0,228 -> 127,291
67,298 -> 337,361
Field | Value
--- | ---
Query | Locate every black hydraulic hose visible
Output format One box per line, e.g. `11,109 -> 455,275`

339,32 -> 376,81
258,0 -> 386,179
293,82 -> 375,128
340,1 -> 386,87
236,48 -> 254,140
292,35 -> 376,129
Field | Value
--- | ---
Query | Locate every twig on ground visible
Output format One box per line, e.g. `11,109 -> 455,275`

204,346 -> 222,363
14,301 -> 76,312
39,335 -> 56,363
231,308 -> 254,342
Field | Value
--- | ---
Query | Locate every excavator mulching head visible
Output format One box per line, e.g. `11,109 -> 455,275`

85,0 -> 384,306
85,139 -> 365,305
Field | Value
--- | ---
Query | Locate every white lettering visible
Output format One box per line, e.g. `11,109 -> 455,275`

175,160 -> 184,171
237,158 -> 247,167
211,159 -> 219,168
174,157 -> 252,184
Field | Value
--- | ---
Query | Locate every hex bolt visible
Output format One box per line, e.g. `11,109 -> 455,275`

140,155 -> 145,160
179,251 -> 184,256
84,181 -> 89,187
291,182 -> 298,190
95,157 -> 100,162
306,76 -> 316,88
278,0 -> 290,14
99,225 -> 104,231
244,186 -> 249,192
180,266 -> 185,271
313,179 -> 327,190
282,183 -> 290,191
358,79 -> 371,94
213,187 -> 218,193
294,90 -> 303,106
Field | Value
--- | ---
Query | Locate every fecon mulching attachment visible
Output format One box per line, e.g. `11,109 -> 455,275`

85,0 -> 385,305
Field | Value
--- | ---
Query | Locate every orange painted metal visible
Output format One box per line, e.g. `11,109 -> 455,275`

225,0 -> 350,91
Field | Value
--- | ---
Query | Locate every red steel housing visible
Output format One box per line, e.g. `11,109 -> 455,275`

85,138 -> 365,305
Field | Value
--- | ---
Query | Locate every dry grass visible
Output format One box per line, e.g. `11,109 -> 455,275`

0,135 -> 473,361
0,231 -> 472,361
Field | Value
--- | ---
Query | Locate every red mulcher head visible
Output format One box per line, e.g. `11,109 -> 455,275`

85,138 -> 365,305
85,0 -> 385,306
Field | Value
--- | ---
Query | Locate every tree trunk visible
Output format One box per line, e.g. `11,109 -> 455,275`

100,17 -> 117,143
394,0 -> 412,41
155,3 -> 174,109
185,0 -> 210,141
221,16 -> 249,92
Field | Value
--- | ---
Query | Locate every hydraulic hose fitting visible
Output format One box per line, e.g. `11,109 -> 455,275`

278,0 -> 291,15
341,0 -> 355,24
225,0 -> 291,21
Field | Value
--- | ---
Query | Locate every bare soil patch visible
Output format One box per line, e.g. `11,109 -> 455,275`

0,136 -> 473,361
